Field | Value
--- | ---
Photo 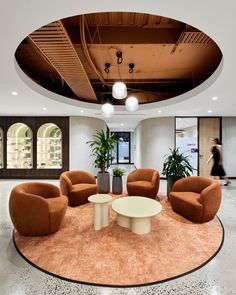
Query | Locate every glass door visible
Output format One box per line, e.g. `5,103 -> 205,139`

112,132 -> 131,164
175,117 -> 198,176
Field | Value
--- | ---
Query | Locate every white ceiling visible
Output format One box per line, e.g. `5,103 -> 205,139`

0,1 -> 236,131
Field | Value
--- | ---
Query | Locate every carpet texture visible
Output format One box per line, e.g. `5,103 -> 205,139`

14,196 -> 223,286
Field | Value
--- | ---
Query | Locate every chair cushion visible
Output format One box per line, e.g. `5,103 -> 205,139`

169,192 -> 202,207
69,183 -> 97,206
128,181 -> 153,188
71,183 -> 97,193
127,181 -> 157,198
169,192 -> 203,222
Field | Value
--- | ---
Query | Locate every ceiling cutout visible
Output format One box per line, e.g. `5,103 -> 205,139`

15,12 -> 222,105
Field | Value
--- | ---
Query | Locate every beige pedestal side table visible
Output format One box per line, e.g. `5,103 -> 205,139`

88,194 -> 112,230
112,196 -> 162,235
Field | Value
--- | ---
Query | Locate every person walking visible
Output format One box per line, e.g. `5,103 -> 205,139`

207,138 -> 230,186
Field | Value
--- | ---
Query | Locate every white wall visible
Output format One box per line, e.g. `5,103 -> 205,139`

134,117 -> 175,173
69,116 -> 106,174
130,132 -> 134,163
134,124 -> 141,168
222,117 -> 236,177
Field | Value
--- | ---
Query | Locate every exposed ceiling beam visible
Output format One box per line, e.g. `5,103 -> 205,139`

28,21 -> 97,102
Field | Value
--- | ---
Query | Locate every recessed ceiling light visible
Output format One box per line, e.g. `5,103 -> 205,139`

42,107 -> 47,111
212,96 -> 218,101
11,91 -> 18,96
121,123 -> 124,126
158,110 -> 162,113
208,110 -> 213,113
80,110 -> 84,113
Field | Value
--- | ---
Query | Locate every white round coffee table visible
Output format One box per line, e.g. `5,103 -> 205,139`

112,196 -> 162,235
88,194 -> 112,230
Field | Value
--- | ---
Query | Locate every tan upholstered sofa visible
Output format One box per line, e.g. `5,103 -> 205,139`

60,170 -> 97,206
126,168 -> 160,199
169,176 -> 221,223
9,182 -> 68,236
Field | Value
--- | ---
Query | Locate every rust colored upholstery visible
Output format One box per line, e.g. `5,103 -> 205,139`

127,168 -> 160,199
169,176 -> 222,223
60,170 -> 97,206
9,182 -> 68,236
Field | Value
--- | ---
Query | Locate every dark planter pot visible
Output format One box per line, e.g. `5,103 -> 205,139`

112,176 -> 123,194
97,172 -> 110,193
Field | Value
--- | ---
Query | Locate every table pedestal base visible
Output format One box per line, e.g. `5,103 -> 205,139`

93,203 -> 110,230
117,214 -> 151,235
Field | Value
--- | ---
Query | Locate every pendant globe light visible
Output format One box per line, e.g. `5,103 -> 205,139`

101,103 -> 114,117
112,82 -> 127,99
125,96 -> 139,112
112,51 -> 127,100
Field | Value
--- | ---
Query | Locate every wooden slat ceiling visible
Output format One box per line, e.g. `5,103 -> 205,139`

28,20 -> 97,102
66,12 -> 183,28
15,12 -> 222,105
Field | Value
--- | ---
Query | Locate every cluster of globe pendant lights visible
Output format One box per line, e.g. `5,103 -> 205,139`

101,52 -> 139,117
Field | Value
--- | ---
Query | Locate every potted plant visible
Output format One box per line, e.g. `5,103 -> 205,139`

162,147 -> 193,196
112,167 -> 126,194
87,130 -> 116,193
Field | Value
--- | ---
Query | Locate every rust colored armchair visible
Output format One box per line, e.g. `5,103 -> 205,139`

60,170 -> 97,206
127,168 -> 160,199
9,182 -> 68,236
169,176 -> 221,223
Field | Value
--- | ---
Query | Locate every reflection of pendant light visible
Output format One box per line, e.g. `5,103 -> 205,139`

112,82 -> 127,99
101,103 -> 114,117
125,96 -> 139,112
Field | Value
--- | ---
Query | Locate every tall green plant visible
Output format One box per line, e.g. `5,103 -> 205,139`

162,148 -> 193,181
87,130 -> 116,173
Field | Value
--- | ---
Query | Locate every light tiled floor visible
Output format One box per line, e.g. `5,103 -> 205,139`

0,177 -> 236,295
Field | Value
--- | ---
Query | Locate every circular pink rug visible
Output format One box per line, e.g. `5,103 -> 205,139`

13,196 -> 224,287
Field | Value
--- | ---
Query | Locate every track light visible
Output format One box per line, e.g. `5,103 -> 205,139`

104,63 -> 110,73
116,51 -> 123,64
128,63 -> 135,73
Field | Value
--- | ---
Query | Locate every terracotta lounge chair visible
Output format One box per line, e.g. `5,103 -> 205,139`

60,170 -> 97,206
169,176 -> 221,223
126,168 -> 160,199
9,182 -> 68,236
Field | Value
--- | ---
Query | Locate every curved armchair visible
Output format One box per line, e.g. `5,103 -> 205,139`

127,168 -> 160,199
60,170 -> 97,206
169,176 -> 221,223
9,182 -> 68,236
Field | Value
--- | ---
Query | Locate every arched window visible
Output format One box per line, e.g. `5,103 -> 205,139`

0,128 -> 3,169
37,123 -> 62,169
7,123 -> 33,169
